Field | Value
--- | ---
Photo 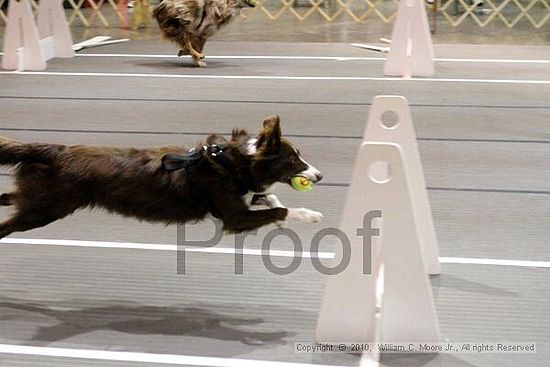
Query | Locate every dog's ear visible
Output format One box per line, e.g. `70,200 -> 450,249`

206,134 -> 227,145
256,115 -> 281,153
262,115 -> 280,129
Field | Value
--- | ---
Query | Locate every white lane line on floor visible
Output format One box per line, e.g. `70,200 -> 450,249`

75,53 -> 550,64
2,237 -> 549,268
1,51 -> 550,64
79,53 -> 385,61
0,237 -> 334,259
1,71 -> 550,85
439,257 -> 550,268
0,344 -> 357,367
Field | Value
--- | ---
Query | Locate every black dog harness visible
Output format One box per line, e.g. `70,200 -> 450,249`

162,144 -> 250,195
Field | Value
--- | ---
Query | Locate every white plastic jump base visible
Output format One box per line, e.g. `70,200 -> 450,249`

365,95 -> 440,275
2,0 -> 74,71
316,142 -> 441,361
351,43 -> 389,53
384,0 -> 435,77
73,37 -> 130,52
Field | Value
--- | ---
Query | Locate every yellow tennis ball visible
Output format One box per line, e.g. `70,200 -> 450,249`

291,176 -> 313,192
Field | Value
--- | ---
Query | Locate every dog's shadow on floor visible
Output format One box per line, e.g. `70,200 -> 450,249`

0,296 -> 291,346
130,60 -> 235,70
430,273 -> 518,297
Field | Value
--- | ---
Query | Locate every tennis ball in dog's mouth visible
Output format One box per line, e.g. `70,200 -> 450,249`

248,0 -> 257,5
291,176 -> 313,192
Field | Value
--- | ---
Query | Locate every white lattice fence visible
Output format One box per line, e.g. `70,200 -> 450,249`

240,0 -> 400,22
0,0 -> 129,27
440,0 -> 550,28
0,0 -> 549,28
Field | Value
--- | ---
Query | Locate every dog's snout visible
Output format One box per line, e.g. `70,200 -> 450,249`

297,156 -> 322,183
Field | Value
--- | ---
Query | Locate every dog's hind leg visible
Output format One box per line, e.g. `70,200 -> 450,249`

0,193 -> 13,206
0,195 -> 84,238
0,210 -> 61,239
0,216 -> 22,239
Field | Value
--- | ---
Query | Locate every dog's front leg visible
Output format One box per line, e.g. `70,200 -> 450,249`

211,191 -> 287,232
263,194 -> 287,228
264,194 -> 324,225
264,194 -> 284,208
223,208 -> 288,233
249,193 -> 286,227
250,193 -> 284,208
184,38 -> 205,67
249,193 -> 323,227
286,208 -> 324,224
261,195 -> 325,225
223,207 -> 323,233
215,189 -> 323,232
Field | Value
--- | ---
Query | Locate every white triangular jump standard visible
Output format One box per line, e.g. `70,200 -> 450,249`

316,142 -> 441,358
2,0 -> 74,71
316,99 -> 441,361
384,0 -> 434,77
365,95 -> 440,275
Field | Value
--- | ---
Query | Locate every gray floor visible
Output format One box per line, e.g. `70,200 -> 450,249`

0,40 -> 549,367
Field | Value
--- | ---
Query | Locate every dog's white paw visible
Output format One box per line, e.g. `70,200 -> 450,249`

287,208 -> 324,224
193,60 -> 207,67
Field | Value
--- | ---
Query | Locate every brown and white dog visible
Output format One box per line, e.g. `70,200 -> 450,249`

153,0 -> 256,67
0,116 -> 323,238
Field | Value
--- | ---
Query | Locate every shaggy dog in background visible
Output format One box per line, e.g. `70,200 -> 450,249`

153,0 -> 256,66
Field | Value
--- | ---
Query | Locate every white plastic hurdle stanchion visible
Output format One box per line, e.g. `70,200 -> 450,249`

316,143 -> 441,362
384,0 -> 435,77
37,0 -> 74,60
2,0 -> 45,70
2,0 -> 74,71
365,95 -> 440,275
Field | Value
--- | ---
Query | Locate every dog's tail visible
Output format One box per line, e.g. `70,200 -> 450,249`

0,135 -> 62,166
